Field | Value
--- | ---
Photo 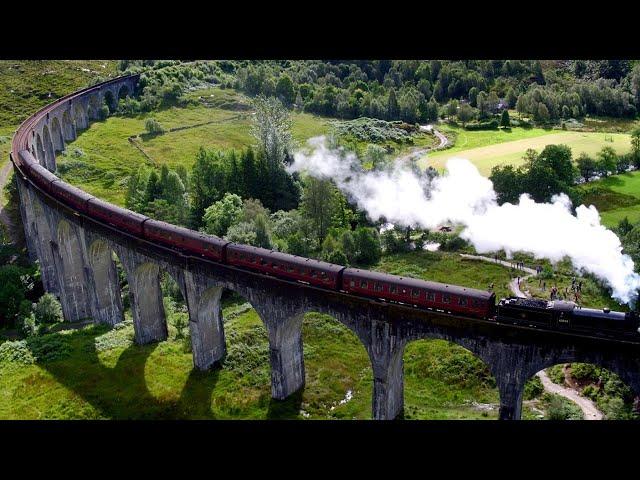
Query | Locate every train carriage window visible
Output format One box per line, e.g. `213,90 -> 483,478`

427,292 -> 436,301
442,293 -> 450,304
321,272 -> 328,279
260,258 -> 267,266
390,285 -> 397,294
412,288 -> 420,298
350,279 -> 355,287
472,299 -> 480,307
288,266 -> 295,273
311,270 -> 318,278
360,280 -> 368,289
458,297 -> 468,306
375,282 -> 383,292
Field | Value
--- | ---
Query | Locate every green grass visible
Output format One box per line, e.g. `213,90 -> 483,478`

0,299 -> 503,420
0,60 -> 119,128
578,171 -> 640,227
422,126 -> 632,176
374,250 -> 515,300
56,89 -> 330,205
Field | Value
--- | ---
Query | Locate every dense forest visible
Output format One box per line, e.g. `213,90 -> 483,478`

117,60 -> 640,124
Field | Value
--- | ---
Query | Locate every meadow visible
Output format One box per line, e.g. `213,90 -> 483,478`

422,127 -> 632,176
578,171 -> 640,227
56,89 -> 330,205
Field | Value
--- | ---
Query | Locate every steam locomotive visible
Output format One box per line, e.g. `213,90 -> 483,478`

14,150 -> 640,340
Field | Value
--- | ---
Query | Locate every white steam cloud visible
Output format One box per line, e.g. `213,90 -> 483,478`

289,136 -> 640,304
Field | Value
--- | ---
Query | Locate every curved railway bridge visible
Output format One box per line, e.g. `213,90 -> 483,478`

9,75 -> 640,420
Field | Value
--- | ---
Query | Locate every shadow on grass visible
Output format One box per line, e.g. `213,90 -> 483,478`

266,387 -> 304,420
35,327 -> 221,419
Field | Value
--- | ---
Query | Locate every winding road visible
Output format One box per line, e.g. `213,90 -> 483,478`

460,252 -> 604,420
395,124 -> 450,164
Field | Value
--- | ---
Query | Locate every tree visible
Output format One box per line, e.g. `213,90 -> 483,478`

365,144 -> 388,170
457,103 -> 475,125
251,95 -> 292,171
576,153 -> 597,182
617,217 -> 634,237
145,118 -> 165,135
505,88 -> 518,108
489,164 -> 525,205
537,144 -> 575,186
500,109 -> 511,128
275,75 -> 296,106
33,293 -> 63,325
596,146 -> 617,177
203,193 -> 243,237
354,227 -> 382,265
300,177 -> 337,243
387,88 -> 399,119
535,103 -> 550,123
631,127 -> 640,167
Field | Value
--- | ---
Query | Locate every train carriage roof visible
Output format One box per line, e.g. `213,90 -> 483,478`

144,219 -> 229,247
343,268 -> 494,300
227,243 -> 345,274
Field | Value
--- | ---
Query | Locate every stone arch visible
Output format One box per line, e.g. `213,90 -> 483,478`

35,133 -> 45,166
297,309 -> 374,419
61,110 -> 75,142
87,238 -> 124,326
117,84 -> 130,101
54,218 -> 92,321
73,102 -> 87,130
103,89 -> 117,113
525,357 -> 640,420
401,337 -> 499,419
41,124 -> 56,171
122,258 -> 168,345
50,116 -> 64,152
87,94 -> 101,120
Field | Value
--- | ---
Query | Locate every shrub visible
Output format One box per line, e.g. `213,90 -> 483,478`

544,393 -> 583,420
524,376 -> 544,400
145,118 -> 165,135
324,249 -> 348,265
26,334 -> 72,363
98,105 -> 110,120
33,294 -> 63,325
464,119 -> 499,130
0,340 -> 35,365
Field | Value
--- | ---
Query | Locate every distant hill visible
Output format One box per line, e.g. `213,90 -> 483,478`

0,60 -> 119,128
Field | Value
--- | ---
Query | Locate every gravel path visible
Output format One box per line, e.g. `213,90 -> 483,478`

395,125 -> 449,164
459,252 -> 605,420
536,370 -> 603,420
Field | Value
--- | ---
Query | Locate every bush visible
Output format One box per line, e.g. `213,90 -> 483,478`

33,294 -> 63,325
0,340 -> 35,365
26,334 -> 72,363
98,105 -> 110,120
544,393 -> 583,420
464,119 -> 499,130
324,249 -> 348,266
524,375 -> 544,400
145,118 -> 165,135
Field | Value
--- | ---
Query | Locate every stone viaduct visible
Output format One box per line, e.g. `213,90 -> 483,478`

10,74 -> 640,420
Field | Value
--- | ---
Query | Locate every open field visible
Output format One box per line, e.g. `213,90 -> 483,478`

421,129 -> 632,176
0,60 -> 119,128
56,90 -> 330,205
579,171 -> 640,227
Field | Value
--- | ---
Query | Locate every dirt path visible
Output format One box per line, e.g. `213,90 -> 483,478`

459,253 -> 536,298
536,370 -> 603,420
459,252 -> 605,420
395,125 -> 449,164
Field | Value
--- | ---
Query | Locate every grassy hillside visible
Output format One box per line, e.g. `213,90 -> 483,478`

579,171 -> 640,227
422,128 -> 632,176
56,88 -> 330,205
0,60 -> 119,128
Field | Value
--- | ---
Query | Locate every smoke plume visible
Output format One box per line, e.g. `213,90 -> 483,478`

289,137 -> 640,304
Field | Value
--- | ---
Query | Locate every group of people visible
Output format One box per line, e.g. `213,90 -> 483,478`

539,276 -> 583,303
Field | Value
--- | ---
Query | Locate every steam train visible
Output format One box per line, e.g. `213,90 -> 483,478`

14,149 -> 640,340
